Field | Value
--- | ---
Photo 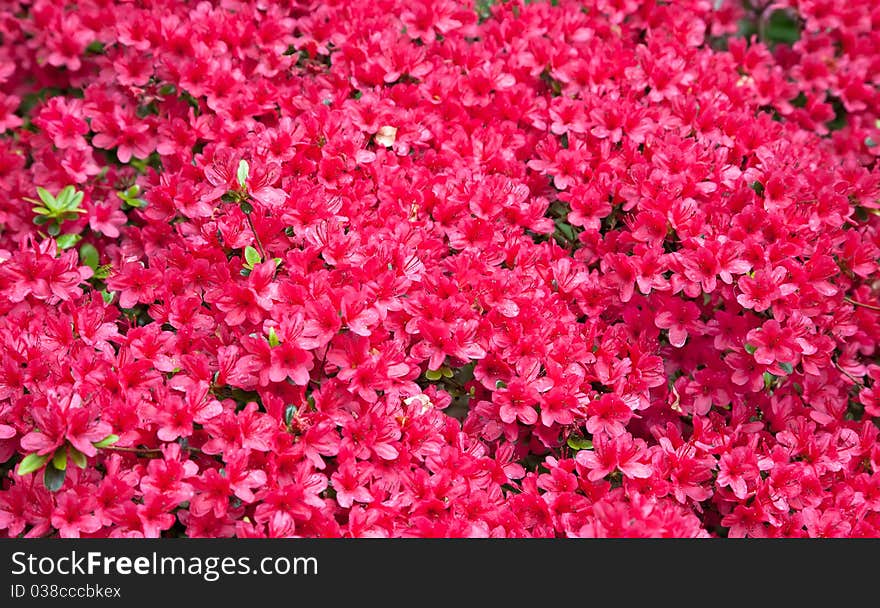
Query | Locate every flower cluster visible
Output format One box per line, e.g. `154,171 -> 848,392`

0,0 -> 879,538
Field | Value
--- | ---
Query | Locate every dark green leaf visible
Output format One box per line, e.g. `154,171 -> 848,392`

764,10 -> 800,45
43,463 -> 67,492
80,243 -> 99,270
86,40 -> 105,55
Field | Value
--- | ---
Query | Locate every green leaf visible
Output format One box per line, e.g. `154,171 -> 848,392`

79,243 -> 99,270
92,434 -> 119,449
118,187 -> 146,208
268,326 -> 280,347
425,369 -> 443,381
36,187 -> 56,209
764,9 -> 800,45
778,362 -> 794,374
17,452 -> 49,476
101,290 -> 115,304
43,463 -> 67,492
495,380 -> 507,389
32,215 -> 50,225
567,434 -> 593,451
86,40 -> 105,55
52,448 -> 68,471
93,264 -> 112,279
284,404 -> 297,428
47,222 -> 61,236
56,185 -> 75,208
237,159 -> 250,189
69,446 -> 87,469
244,245 -> 261,268
744,343 -> 757,355
56,233 -> 82,250
66,190 -> 84,211
240,200 -> 253,215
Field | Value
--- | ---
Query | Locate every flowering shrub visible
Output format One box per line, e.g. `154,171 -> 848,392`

0,0 -> 879,538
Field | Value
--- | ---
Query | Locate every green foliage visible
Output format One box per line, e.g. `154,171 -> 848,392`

237,159 -> 250,189
284,404 -> 298,429
764,10 -> 800,45
240,245 -> 262,276
79,243 -> 100,270
567,433 -> 593,451
117,184 -> 146,208
51,448 -> 68,471
475,0 -> 496,20
55,233 -> 82,250
43,461 -> 66,492
736,8 -> 801,48
244,245 -> 262,268
69,446 -> 87,469
93,434 -> 120,449
26,185 -> 87,237
16,452 -> 49,476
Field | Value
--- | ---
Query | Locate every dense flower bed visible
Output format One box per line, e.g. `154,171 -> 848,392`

0,0 -> 878,538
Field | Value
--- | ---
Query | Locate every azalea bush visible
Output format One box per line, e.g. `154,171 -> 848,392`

0,0 -> 878,538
